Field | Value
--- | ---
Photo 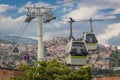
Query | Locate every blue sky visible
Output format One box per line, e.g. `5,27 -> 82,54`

0,0 -> 120,46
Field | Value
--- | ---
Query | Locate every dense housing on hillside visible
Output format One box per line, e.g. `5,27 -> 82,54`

0,37 -> 120,76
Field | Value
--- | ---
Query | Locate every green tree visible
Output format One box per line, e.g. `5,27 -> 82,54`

13,59 -> 92,80
18,63 -> 29,70
68,66 -> 91,80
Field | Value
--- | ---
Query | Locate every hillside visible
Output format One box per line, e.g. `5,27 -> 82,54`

0,38 -> 14,44
0,37 -> 120,76
0,35 -> 37,45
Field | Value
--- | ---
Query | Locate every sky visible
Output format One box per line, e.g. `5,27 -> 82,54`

0,0 -> 120,46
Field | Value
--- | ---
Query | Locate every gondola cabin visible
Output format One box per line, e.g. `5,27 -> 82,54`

24,53 -> 29,61
65,39 -> 88,66
12,45 -> 19,55
83,32 -> 98,51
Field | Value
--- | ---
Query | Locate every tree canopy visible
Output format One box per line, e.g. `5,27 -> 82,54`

11,59 -> 92,80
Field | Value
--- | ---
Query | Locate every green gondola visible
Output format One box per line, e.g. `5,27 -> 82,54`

83,32 -> 98,51
66,39 -> 88,66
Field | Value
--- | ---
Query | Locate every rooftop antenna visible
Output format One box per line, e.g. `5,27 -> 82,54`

25,5 -> 55,62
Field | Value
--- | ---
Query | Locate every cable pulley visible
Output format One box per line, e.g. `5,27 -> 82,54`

25,12 -> 35,23
44,12 -> 56,23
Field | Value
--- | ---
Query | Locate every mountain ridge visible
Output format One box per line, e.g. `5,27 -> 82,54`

0,35 -> 37,45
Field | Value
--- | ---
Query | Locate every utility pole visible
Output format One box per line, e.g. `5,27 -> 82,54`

25,5 -> 55,61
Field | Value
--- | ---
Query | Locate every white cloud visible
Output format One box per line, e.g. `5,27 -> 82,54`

28,36 -> 37,40
43,29 -> 69,41
61,0 -> 120,46
57,0 -> 75,7
62,0 -> 120,20
0,4 -> 15,13
0,15 -> 26,34
94,15 -> 116,19
18,1 -> 51,13
43,20 -> 66,29
79,0 -> 120,9
97,23 -> 120,46
1,0 -> 120,46
111,8 -> 120,14
63,6 -> 98,20
63,7 -> 67,12
43,32 -> 54,41
54,0 -> 76,13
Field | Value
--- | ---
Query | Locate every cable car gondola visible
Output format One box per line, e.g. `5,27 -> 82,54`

83,32 -> 98,51
13,47 -> 19,52
65,39 -> 88,66
12,45 -> 19,55
82,18 -> 98,51
24,53 -> 30,61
